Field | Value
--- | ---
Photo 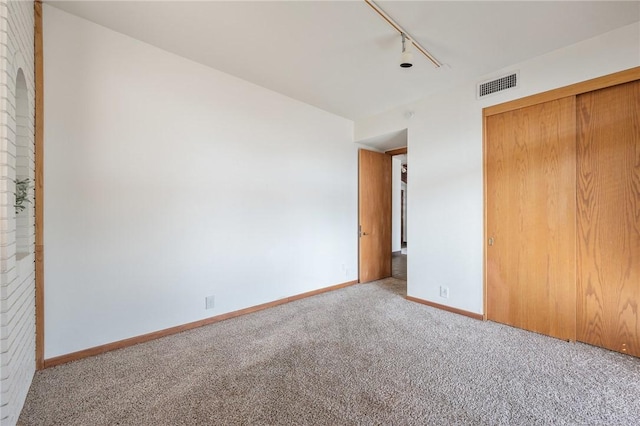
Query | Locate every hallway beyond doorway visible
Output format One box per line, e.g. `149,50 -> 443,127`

392,252 -> 406,281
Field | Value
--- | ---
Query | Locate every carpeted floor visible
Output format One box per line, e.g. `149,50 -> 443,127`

19,276 -> 640,425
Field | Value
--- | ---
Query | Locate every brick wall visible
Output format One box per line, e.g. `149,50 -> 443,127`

0,1 -> 36,424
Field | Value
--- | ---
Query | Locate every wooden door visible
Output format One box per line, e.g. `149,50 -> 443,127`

577,81 -> 640,357
359,149 -> 391,283
486,97 -> 577,341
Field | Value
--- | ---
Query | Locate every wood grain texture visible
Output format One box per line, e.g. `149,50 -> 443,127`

34,0 -> 45,370
385,147 -> 407,156
486,97 -> 577,341
358,149 -> 392,283
44,280 -> 359,368
406,296 -> 484,321
483,115 -> 488,318
577,80 -> 640,357
484,66 -> 640,117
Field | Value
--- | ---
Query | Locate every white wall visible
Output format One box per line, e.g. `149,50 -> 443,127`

401,181 -> 407,244
43,5 -> 358,358
391,157 -> 401,252
355,22 -> 640,315
0,1 -> 36,424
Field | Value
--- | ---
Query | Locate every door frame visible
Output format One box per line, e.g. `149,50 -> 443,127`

482,66 -> 640,319
35,0 -> 45,370
386,146 -> 408,250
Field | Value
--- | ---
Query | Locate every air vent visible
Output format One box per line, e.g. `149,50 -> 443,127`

477,72 -> 519,99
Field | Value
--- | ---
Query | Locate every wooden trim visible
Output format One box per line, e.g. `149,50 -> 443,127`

406,295 -> 484,321
384,147 -> 407,156
43,280 -> 358,368
34,0 -> 45,371
482,113 -> 488,321
483,66 -> 640,117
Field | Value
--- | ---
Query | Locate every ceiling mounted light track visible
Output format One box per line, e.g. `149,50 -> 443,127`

364,0 -> 442,68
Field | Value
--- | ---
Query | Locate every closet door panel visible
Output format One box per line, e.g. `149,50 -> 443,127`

577,81 -> 640,356
486,97 -> 576,341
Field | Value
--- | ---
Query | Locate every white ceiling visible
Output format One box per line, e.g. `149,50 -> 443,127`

357,128 -> 407,152
47,1 -> 639,120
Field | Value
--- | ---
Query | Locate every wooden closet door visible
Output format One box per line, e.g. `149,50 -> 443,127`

486,97 -> 576,341
577,81 -> 640,357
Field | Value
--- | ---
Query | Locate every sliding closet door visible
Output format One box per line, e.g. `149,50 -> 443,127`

486,97 -> 576,341
577,81 -> 640,357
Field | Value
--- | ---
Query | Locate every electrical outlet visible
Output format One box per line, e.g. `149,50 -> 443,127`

205,295 -> 215,310
439,286 -> 449,299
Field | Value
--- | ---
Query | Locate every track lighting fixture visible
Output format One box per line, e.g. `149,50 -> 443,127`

364,0 -> 442,68
400,33 -> 413,68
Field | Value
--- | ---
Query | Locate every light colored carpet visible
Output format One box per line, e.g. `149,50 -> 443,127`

19,278 -> 640,425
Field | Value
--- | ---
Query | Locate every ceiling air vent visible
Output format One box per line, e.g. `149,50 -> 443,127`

477,72 -> 519,99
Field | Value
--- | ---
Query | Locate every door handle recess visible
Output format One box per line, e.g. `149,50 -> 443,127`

488,237 -> 495,246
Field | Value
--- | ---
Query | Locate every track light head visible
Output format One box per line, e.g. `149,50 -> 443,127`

399,33 -> 413,68
400,52 -> 413,68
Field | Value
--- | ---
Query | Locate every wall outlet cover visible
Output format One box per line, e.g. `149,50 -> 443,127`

205,295 -> 215,310
440,286 -> 449,299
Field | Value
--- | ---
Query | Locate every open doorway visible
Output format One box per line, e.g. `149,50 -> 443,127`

355,129 -> 407,289
390,150 -> 407,282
